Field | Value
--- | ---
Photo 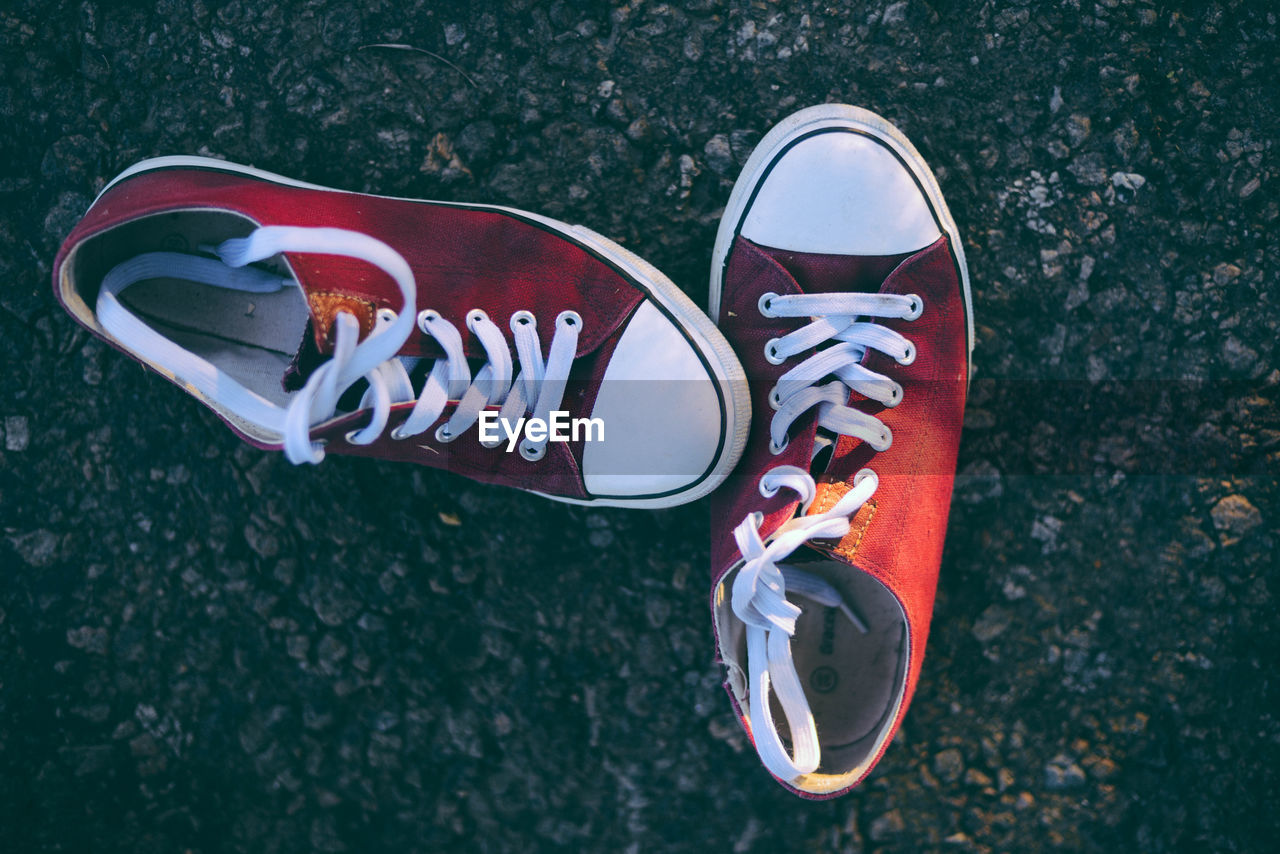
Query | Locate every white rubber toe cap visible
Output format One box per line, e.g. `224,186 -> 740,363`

740,131 -> 941,255
583,300 -> 722,497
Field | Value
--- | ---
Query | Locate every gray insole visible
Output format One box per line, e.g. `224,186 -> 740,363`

770,558 -> 906,773
123,276 -> 309,408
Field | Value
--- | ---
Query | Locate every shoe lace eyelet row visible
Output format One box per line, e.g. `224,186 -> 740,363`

332,305 -> 583,455
757,290 -> 924,458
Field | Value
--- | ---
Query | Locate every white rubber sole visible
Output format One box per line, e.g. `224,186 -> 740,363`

99,156 -> 751,509
708,104 -> 974,373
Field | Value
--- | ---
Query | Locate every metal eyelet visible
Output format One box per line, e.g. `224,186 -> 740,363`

768,436 -> 789,455
466,308 -> 489,330
884,382 -> 903,408
435,423 -> 457,443
556,310 -> 582,329
898,341 -> 917,366
768,387 -> 783,410
758,475 -> 780,498
417,309 -> 441,333
903,294 -> 924,321
853,468 -> 877,487
764,338 -> 786,365
758,292 -> 780,317
510,310 -> 535,331
519,440 -> 545,461
344,429 -> 365,445
377,307 -> 398,326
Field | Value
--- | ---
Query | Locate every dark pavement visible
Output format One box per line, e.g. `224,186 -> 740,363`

1,2 -> 1277,851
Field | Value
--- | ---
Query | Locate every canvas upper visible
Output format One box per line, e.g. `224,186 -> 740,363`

54,157 -> 750,508
707,105 -> 972,797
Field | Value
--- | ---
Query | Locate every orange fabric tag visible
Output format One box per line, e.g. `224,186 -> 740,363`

808,480 -> 877,562
307,292 -> 378,349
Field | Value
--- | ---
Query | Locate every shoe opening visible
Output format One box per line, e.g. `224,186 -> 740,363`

714,553 -> 909,791
60,210 -> 309,441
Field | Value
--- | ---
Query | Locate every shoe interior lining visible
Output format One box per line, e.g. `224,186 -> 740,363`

774,557 -> 906,774
64,209 -> 309,416
135,306 -> 301,410
715,554 -> 908,780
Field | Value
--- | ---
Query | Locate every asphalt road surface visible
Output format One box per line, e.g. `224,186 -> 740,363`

1,2 -> 1276,851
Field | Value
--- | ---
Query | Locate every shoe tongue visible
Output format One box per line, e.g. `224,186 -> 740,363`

278,252 -> 387,391
801,477 -> 878,565
759,246 -> 915,296
284,248 -> 400,348
282,318 -> 325,392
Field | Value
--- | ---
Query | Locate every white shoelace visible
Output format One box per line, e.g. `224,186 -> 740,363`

97,225 -> 581,464
731,288 -> 921,782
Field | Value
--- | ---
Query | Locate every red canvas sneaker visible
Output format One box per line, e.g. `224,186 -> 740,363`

707,105 -> 973,796
53,157 -> 750,507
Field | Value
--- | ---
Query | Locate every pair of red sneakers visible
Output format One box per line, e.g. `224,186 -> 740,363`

53,105 -> 971,798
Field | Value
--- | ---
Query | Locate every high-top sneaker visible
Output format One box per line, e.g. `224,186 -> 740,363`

54,157 -> 749,507
707,105 -> 973,796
